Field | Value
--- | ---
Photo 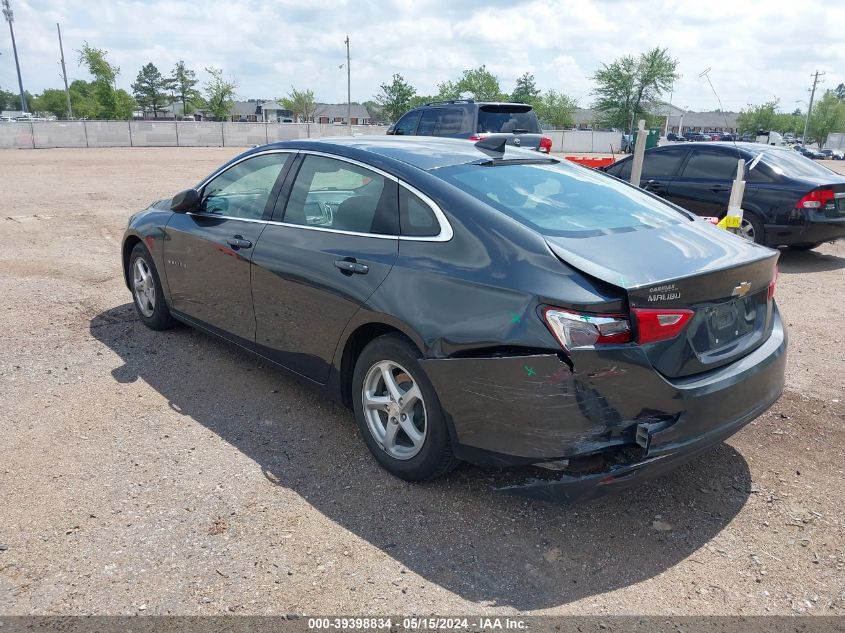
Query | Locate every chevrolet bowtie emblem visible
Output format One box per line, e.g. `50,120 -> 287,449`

731,281 -> 752,297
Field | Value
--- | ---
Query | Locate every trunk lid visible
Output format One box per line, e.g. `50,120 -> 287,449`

545,219 -> 779,377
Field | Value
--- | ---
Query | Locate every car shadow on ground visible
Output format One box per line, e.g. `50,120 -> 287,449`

90,304 -> 752,611
777,247 -> 845,274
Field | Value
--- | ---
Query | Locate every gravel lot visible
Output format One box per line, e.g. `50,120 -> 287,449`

0,148 -> 843,616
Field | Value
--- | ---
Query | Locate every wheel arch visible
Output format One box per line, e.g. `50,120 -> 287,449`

121,234 -> 144,289
335,316 -> 426,408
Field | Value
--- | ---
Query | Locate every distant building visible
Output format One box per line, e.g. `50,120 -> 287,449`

313,103 -> 371,125
569,104 -> 738,133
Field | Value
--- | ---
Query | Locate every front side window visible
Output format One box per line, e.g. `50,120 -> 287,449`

393,111 -> 421,135
283,155 -> 398,235
438,161 -> 685,238
641,148 -> 688,179
201,153 -> 290,220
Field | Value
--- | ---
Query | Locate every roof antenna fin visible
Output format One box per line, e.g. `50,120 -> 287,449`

475,136 -> 507,154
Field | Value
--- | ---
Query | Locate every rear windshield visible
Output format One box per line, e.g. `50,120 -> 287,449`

437,161 -> 686,238
477,105 -> 540,134
757,149 -> 838,179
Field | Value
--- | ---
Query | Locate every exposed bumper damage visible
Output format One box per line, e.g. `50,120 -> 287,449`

420,308 -> 787,501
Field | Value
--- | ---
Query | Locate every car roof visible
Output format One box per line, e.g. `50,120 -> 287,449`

253,136 -> 550,171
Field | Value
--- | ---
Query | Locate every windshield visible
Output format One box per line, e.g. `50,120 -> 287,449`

758,149 -> 837,179
437,161 -> 686,238
477,105 -> 541,134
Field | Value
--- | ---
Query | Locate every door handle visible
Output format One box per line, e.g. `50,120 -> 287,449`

710,185 -> 730,193
645,180 -> 665,191
334,259 -> 369,275
227,235 -> 252,249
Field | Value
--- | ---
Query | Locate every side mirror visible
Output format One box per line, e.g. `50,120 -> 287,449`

386,124 -> 395,135
171,188 -> 199,213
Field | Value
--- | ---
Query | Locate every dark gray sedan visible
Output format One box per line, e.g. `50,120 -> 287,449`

122,137 -> 785,499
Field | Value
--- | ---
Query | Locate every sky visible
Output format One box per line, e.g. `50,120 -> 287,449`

1,0 -> 843,113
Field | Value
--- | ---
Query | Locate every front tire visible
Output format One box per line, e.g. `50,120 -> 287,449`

129,243 -> 175,331
352,334 -> 458,482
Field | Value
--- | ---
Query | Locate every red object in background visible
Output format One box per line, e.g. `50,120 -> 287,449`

565,156 -> 615,169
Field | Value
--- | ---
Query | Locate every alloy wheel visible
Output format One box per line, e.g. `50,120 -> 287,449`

739,217 -> 755,242
132,257 -> 156,318
362,360 -> 427,460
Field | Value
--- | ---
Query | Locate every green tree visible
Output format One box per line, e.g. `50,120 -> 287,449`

834,83 -> 845,101
0,86 -> 17,110
132,62 -> 170,118
280,86 -> 317,136
203,67 -> 237,121
165,60 -> 201,116
435,80 -> 461,101
457,65 -> 502,101
534,90 -> 577,129
363,99 -> 388,125
511,72 -> 540,104
809,90 -> 845,147
77,42 -> 134,119
736,99 -> 781,134
592,47 -> 678,132
375,73 -> 416,123
32,89 -> 70,118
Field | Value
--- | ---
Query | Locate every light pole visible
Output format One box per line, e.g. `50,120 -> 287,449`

344,35 -> 351,135
2,0 -> 27,114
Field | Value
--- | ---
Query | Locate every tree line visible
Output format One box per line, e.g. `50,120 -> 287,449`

0,42 -> 238,120
4,41 -> 843,142
737,86 -> 845,144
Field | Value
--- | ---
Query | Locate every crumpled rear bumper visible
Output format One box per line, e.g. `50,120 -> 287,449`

420,307 -> 786,500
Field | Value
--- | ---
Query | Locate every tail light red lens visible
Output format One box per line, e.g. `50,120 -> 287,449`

796,187 -> 835,210
631,308 -> 694,344
467,134 -> 484,141
539,136 -> 553,153
544,306 -> 696,351
543,308 -> 630,351
768,266 -> 778,301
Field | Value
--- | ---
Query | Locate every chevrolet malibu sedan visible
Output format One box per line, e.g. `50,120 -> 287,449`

122,137 -> 786,499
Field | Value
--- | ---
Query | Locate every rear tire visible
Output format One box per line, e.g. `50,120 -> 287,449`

352,334 -> 459,482
129,243 -> 175,331
739,212 -> 766,245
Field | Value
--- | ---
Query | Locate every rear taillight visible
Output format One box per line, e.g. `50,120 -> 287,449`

768,267 -> 778,301
467,134 -> 484,141
543,308 -> 630,351
796,187 -> 835,210
631,308 -> 694,345
539,136 -> 552,153
544,306 -> 697,351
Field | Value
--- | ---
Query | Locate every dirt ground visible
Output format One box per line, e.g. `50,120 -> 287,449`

0,147 -> 843,616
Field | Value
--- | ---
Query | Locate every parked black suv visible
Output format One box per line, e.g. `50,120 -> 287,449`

387,99 -> 552,152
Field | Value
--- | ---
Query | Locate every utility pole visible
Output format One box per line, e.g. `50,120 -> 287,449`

345,35 -> 351,136
2,0 -> 27,114
57,23 -> 72,119
803,70 -> 825,146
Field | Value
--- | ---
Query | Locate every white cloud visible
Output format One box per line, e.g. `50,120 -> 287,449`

0,0 -> 842,112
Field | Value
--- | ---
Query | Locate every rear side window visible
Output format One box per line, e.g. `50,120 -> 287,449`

477,105 -> 540,134
681,150 -> 741,180
438,162 -> 684,238
399,188 -> 440,237
417,108 -> 468,136
393,110 -> 420,135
